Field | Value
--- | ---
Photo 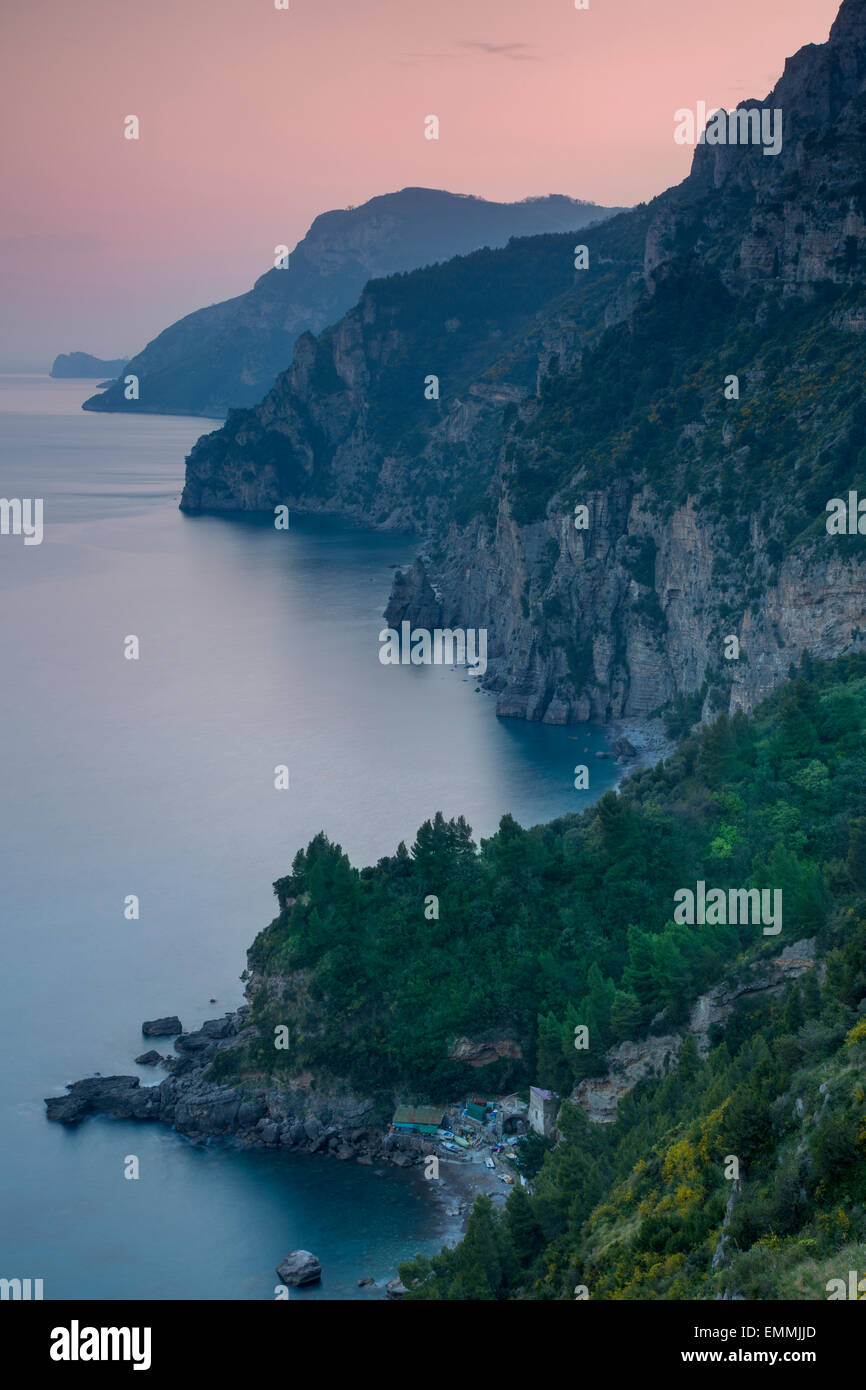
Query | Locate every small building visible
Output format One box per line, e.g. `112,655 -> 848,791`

391,1105 -> 445,1135
464,1099 -> 489,1124
528,1086 -> 558,1139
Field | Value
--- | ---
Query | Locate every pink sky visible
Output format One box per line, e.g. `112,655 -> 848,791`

0,0 -> 842,367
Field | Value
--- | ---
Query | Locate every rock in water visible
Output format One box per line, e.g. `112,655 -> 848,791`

141,1016 -> 182,1037
134,1051 -> 163,1066
386,1276 -> 408,1299
276,1251 -> 322,1286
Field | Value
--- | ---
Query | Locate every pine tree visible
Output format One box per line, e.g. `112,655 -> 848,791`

504,1185 -> 544,1267
783,982 -> 804,1034
451,1195 -> 511,1299
623,923 -> 661,1018
677,1033 -> 700,1085
801,966 -> 821,1019
701,712 -> 735,787
848,818 -> 866,889
610,988 -> 642,1042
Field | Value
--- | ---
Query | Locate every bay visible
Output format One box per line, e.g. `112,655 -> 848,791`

0,375 -> 618,1299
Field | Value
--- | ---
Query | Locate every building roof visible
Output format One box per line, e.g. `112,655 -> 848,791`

530,1086 -> 555,1100
392,1105 -> 445,1127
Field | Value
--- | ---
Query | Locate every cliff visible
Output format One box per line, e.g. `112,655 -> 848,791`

180,0 -> 866,727
82,188 -> 622,419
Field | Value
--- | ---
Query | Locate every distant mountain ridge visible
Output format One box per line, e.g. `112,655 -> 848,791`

180,0 -> 866,729
82,189 -> 624,419
50,351 -> 128,379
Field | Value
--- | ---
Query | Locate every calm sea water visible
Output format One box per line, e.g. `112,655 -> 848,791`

0,375 -> 618,1299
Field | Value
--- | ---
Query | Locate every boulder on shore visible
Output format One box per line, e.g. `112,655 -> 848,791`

386,1276 -> 408,1299
276,1251 -> 322,1286
142,1016 -> 182,1037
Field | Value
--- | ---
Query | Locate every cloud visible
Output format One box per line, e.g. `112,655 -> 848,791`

397,41 -> 539,65
459,42 -> 539,60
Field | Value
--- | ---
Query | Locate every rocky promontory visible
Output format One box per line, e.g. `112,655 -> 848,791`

85,189 -> 622,419
50,352 -> 128,379
44,1007 -> 432,1171
177,0 -> 866,729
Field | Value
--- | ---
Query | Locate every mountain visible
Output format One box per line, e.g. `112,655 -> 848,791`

81,189 -> 623,419
180,0 -> 866,730
50,351 -> 128,378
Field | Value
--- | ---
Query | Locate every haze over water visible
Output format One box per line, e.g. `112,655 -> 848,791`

0,376 -> 617,1299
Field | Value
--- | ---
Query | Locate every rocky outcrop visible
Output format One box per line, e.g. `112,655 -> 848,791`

141,1016 -> 182,1037
573,1034 -> 684,1123
84,189 -> 622,419
448,1035 -> 523,1068
571,942 -> 817,1122
44,1008 -> 430,1173
687,940 -> 817,1055
384,557 -> 442,632
45,1076 -> 149,1126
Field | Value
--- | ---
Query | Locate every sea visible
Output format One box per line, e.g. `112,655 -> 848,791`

0,374 -> 619,1299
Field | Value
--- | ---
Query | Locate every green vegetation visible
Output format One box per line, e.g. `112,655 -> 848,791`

237,653 -> 866,1097
513,267 -> 866,541
215,654 -> 866,1298
400,918 -> 866,1299
391,656 -> 866,1299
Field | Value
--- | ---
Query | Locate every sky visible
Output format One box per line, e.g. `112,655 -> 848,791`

0,0 -> 843,368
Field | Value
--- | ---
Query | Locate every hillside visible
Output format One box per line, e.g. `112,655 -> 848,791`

42,653 -> 866,1299
208,651 -> 866,1300
180,0 -> 866,728
82,189 -> 621,419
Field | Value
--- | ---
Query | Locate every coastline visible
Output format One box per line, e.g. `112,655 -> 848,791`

43,1006 -> 508,1260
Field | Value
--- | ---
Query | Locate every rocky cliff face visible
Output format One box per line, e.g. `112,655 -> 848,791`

83,188 -> 622,419
571,941 -> 817,1123
412,488 -> 866,725
180,0 -> 866,726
